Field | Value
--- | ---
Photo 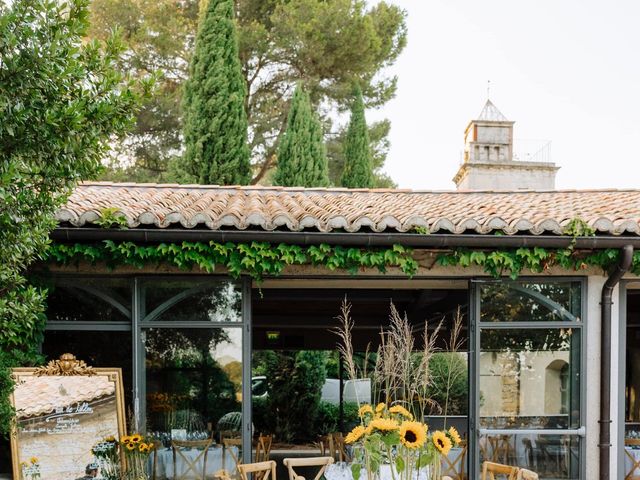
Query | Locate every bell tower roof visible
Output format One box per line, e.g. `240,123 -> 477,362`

476,99 -> 508,122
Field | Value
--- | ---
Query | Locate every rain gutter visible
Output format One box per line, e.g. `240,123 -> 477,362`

599,245 -> 633,480
52,227 -> 640,249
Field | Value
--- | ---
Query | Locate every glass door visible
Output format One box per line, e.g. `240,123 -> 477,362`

471,280 -> 585,480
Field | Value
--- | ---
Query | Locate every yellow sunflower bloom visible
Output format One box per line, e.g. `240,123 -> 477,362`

105,435 -> 116,442
121,435 -> 131,444
432,430 -> 452,456
369,418 -> 399,432
131,434 -> 143,443
139,443 -> 149,453
389,405 -> 413,419
345,425 -> 367,444
126,442 -> 136,451
358,404 -> 374,417
30,457 -> 38,464
375,403 -> 386,413
447,426 -> 461,446
399,421 -> 427,449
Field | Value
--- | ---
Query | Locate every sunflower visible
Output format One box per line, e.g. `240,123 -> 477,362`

432,430 -> 452,456
130,433 -> 143,443
368,418 -> 399,432
105,435 -> 116,442
30,457 -> 38,465
375,403 -> 386,413
358,404 -> 374,417
389,405 -> 413,419
447,426 -> 461,446
345,425 -> 367,444
121,435 -> 132,444
399,421 -> 426,449
126,442 -> 136,451
139,443 -> 150,453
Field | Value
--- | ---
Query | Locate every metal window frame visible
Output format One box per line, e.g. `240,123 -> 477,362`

469,277 -> 587,480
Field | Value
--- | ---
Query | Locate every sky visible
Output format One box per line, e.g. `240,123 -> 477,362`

370,0 -> 640,191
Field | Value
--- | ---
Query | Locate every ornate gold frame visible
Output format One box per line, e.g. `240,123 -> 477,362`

10,354 -> 127,479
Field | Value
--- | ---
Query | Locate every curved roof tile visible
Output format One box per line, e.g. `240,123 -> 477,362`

55,182 -> 640,236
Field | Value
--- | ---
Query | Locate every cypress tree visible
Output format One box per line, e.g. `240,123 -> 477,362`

181,0 -> 251,185
273,84 -> 330,187
341,83 -> 374,188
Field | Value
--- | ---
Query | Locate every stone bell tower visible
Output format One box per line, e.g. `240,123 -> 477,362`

453,100 -> 559,190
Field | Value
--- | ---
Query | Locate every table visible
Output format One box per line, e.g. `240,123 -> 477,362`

151,445 -> 238,479
626,446 -> 640,479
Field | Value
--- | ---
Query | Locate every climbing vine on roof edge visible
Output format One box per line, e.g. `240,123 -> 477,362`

45,240 -> 640,281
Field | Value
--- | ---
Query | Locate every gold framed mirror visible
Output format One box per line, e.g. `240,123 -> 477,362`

10,353 -> 126,480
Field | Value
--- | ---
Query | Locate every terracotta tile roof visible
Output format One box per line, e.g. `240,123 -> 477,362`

14,375 -> 115,419
55,182 -> 640,236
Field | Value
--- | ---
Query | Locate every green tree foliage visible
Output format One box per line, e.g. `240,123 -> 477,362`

258,351 -> 327,442
180,0 -> 251,185
89,0 -> 407,184
328,119 -> 396,188
273,85 -> 329,187
427,353 -> 469,417
0,0 -> 142,435
341,84 -> 374,188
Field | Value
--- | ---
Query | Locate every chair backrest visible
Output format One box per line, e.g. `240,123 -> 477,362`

255,434 -> 273,463
283,456 -> 334,480
626,438 -> 640,447
171,439 -> 213,480
238,461 -> 277,480
481,461 -> 519,480
516,468 -> 539,480
441,440 -> 466,479
222,438 -> 243,473
318,433 -> 349,462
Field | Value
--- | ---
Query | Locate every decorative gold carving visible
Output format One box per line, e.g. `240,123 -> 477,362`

34,353 -> 96,376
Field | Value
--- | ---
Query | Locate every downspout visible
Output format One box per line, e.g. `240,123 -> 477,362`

599,244 -> 633,480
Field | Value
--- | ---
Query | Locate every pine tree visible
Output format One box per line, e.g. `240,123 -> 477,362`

341,83 -> 374,188
181,0 -> 251,185
273,85 -> 330,187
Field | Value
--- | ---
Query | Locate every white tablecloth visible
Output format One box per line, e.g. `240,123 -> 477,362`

151,445 -> 238,479
626,447 -> 640,479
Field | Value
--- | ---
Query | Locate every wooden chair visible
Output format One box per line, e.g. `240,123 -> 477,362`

318,433 -> 349,462
516,468 -> 539,480
625,438 -> 640,480
481,461 -> 519,480
238,461 -> 277,480
222,437 -> 243,474
255,434 -> 273,463
283,457 -> 334,480
441,440 -> 466,480
442,477 -> 454,480
488,435 -> 514,464
171,439 -> 212,480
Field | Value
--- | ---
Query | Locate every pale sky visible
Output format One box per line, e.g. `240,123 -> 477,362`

370,0 -> 640,190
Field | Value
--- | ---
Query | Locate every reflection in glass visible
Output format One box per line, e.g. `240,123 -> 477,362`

142,279 -> 241,322
479,329 -> 580,429
480,282 -> 581,322
46,278 -> 132,322
479,433 -> 580,480
144,328 -> 242,441
42,330 -> 133,407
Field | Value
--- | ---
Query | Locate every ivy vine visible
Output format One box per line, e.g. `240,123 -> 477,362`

46,240 -> 420,281
45,239 -> 640,281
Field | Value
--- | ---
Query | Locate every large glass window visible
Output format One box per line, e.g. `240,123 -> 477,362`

141,279 -> 242,323
476,280 -> 583,480
46,277 -> 132,322
143,327 -> 242,440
